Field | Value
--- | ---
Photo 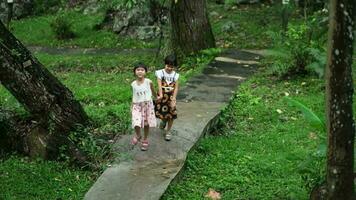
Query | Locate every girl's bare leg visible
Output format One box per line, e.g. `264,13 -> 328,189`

134,126 -> 142,138
167,118 -> 174,132
144,125 -> 149,140
164,118 -> 174,141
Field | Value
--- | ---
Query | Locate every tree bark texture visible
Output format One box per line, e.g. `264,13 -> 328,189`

325,0 -> 355,199
170,0 -> 215,56
0,21 -> 88,160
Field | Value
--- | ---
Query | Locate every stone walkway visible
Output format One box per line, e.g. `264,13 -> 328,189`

84,49 -> 262,200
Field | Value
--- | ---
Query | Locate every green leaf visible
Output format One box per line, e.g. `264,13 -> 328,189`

200,48 -> 222,56
284,96 -> 325,132
264,49 -> 291,59
315,142 -> 327,158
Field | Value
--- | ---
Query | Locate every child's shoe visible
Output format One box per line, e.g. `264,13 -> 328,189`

130,135 -> 141,145
141,140 -> 149,151
165,131 -> 172,141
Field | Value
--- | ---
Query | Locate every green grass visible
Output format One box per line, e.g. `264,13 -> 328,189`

10,10 -> 157,49
162,74 -> 322,199
162,61 -> 356,199
2,1 -> 354,199
0,50 -> 213,126
0,155 -> 93,200
0,48 -> 215,199
209,3 -> 285,49
9,2 -> 292,50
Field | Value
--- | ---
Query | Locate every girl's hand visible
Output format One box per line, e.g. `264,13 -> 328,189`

171,99 -> 176,108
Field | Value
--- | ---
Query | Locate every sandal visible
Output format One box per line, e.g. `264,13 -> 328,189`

141,140 -> 149,151
130,135 -> 141,145
165,131 -> 172,141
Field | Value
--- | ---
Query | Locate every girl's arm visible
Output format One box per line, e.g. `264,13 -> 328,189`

171,81 -> 179,108
150,81 -> 157,98
157,78 -> 163,98
173,81 -> 179,100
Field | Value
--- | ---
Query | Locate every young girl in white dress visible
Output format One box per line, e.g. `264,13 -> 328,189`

131,63 -> 157,151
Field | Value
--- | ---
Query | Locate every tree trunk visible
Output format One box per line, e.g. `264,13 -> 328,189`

325,0 -> 355,199
170,0 -> 215,56
0,21 -> 89,161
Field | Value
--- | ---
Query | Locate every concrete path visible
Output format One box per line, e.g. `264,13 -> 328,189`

84,49 -> 261,200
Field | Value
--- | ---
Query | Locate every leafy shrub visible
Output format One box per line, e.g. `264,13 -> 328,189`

264,21 -> 327,79
50,14 -> 76,40
32,0 -> 63,15
307,47 -> 326,78
101,0 -> 146,10
263,6 -> 329,79
265,23 -> 311,77
60,125 -> 114,170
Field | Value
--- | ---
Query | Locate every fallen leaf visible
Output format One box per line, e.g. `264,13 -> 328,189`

276,109 -> 283,114
309,132 -> 318,140
205,188 -> 221,200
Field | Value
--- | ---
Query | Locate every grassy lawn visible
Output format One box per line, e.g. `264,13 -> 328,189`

0,49 -> 215,199
10,10 -> 157,49
209,3 -> 286,49
1,1 -> 354,199
9,2 -> 284,50
162,72 -> 323,199
0,156 -> 93,200
162,4 -> 356,195
162,63 -> 356,199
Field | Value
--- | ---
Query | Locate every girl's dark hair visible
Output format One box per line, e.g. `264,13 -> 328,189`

133,62 -> 148,74
164,54 -> 178,67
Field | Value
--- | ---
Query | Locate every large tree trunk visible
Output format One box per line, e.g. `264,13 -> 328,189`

0,21 -> 89,161
170,0 -> 215,56
324,0 -> 355,199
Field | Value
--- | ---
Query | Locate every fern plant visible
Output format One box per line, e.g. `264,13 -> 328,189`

264,25 -> 311,78
264,19 -> 327,79
50,13 -> 76,40
307,47 -> 326,78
